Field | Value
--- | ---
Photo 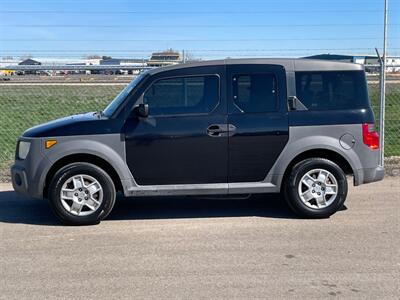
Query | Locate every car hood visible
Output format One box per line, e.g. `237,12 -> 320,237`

22,112 -> 119,138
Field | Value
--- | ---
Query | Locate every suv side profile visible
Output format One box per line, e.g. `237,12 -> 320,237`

11,59 -> 384,225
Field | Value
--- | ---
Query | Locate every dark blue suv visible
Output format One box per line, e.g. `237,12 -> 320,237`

11,59 -> 384,225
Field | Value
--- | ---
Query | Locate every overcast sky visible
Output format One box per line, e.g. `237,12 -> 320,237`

0,0 -> 399,59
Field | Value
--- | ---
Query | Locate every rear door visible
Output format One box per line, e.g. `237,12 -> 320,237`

124,66 -> 228,185
227,64 -> 289,182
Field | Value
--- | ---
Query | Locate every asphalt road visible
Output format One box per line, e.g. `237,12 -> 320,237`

0,178 -> 399,299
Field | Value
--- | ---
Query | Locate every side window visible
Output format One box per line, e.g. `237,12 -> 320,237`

233,73 -> 278,113
143,75 -> 219,115
295,71 -> 368,110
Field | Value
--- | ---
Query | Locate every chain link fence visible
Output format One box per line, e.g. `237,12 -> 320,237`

367,68 -> 400,175
0,66 -> 399,182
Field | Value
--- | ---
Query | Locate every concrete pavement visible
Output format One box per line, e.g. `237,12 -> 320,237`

0,178 -> 399,299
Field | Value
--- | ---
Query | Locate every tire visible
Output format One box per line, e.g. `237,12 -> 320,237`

283,158 -> 348,218
48,162 -> 116,225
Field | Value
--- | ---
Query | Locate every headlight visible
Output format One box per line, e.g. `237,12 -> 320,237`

18,141 -> 31,160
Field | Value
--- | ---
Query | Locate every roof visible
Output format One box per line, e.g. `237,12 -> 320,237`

100,58 -> 145,65
147,58 -> 363,75
18,58 -> 41,65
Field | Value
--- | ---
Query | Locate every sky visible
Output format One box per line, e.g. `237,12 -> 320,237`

0,0 -> 399,60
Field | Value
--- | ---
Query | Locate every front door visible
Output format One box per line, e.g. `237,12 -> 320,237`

124,66 -> 228,185
227,64 -> 289,182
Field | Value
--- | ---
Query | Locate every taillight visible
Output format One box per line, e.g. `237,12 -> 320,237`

362,123 -> 379,150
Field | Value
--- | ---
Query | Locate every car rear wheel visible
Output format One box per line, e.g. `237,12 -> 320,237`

48,162 -> 116,225
284,158 -> 348,218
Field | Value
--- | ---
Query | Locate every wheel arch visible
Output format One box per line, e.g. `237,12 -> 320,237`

44,153 -> 123,198
280,148 -> 355,192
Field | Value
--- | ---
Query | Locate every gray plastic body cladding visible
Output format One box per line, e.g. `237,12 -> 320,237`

11,137 -> 51,198
12,134 -> 136,199
264,124 -> 380,188
42,134 -> 137,194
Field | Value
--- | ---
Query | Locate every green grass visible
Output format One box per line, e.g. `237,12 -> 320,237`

0,82 -> 399,181
368,83 -> 400,156
0,85 -> 122,180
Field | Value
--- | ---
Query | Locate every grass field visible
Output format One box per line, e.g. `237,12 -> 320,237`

0,82 -> 399,181
368,82 -> 400,156
0,85 -> 121,180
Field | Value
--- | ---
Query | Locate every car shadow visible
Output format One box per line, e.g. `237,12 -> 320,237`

0,189 -> 302,226
108,193 -> 297,221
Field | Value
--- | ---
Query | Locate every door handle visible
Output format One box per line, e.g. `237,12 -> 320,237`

207,124 -> 236,137
207,124 -> 225,137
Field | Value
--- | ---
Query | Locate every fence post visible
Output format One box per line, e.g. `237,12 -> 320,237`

378,0 -> 388,167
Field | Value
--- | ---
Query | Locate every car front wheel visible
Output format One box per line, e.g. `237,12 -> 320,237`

48,162 -> 116,225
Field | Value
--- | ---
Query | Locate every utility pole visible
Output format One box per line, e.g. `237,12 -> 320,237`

378,0 -> 388,166
182,50 -> 186,63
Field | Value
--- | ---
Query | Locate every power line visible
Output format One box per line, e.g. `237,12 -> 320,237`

2,48 -> 399,53
1,37 -> 399,42
2,24 -> 399,28
1,0 -> 385,2
1,9 -> 393,14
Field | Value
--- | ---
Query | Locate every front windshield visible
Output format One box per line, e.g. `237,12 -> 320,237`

103,71 -> 147,117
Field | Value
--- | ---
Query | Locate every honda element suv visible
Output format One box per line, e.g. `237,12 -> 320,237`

11,59 -> 384,225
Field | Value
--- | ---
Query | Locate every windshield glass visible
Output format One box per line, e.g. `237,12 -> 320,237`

103,71 -> 147,117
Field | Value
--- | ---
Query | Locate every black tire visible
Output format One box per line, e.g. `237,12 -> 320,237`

283,158 -> 348,218
48,162 -> 116,225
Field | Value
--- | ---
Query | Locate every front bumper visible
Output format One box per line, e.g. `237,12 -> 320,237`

11,164 -> 30,197
11,164 -> 42,199
11,162 -> 43,199
10,137 -> 48,199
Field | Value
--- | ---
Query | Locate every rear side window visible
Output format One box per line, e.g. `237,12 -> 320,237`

233,73 -> 278,113
143,75 -> 219,115
295,71 -> 369,110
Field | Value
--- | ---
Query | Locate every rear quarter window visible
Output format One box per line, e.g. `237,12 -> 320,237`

295,71 -> 369,110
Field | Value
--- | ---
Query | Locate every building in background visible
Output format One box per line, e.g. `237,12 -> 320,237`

0,57 -> 19,76
17,58 -> 42,74
100,58 -> 146,66
147,49 -> 182,67
100,58 -> 146,74
304,54 -> 400,73
18,58 -> 41,66
369,56 -> 400,73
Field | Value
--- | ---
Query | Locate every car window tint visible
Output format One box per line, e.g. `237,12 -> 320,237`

143,75 -> 219,115
295,71 -> 369,110
233,73 -> 278,113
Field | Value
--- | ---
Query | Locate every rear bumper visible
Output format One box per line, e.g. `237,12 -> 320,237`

355,165 -> 385,185
363,165 -> 385,183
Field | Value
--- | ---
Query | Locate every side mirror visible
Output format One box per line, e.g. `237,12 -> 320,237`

133,103 -> 149,118
288,96 -> 298,111
288,96 -> 308,111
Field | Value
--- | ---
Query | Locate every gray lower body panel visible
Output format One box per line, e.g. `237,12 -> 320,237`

11,165 -> 41,199
355,166 -> 385,185
125,182 -> 279,197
